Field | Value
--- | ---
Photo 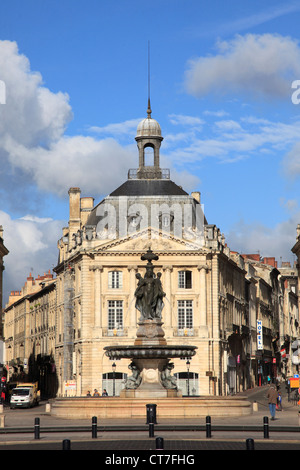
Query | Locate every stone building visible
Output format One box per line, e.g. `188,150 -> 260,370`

241,255 -> 299,385
278,261 -> 298,378
53,103 -> 250,397
4,271 -> 56,396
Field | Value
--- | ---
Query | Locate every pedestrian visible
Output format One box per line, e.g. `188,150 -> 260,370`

93,389 -> 100,397
102,389 -> 108,396
267,383 -> 278,420
86,390 -> 91,397
277,391 -> 282,411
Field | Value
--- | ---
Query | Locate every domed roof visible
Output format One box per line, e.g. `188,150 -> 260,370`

136,98 -> 162,138
136,116 -> 162,137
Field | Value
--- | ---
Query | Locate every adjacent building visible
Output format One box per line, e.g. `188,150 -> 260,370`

0,226 -> 8,368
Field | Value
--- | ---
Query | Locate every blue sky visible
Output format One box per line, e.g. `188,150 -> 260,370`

1,0 -> 300,301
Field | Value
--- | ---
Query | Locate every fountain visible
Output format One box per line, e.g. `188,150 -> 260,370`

104,248 -> 197,398
50,249 -> 253,419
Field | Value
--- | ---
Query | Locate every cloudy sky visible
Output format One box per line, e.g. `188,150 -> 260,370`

1,0 -> 300,303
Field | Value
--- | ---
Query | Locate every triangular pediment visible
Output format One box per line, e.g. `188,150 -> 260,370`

92,226 -> 205,253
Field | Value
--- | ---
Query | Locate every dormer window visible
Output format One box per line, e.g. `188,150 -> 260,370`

127,212 -> 142,229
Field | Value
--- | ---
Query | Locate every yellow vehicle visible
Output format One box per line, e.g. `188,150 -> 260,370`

10,382 -> 40,409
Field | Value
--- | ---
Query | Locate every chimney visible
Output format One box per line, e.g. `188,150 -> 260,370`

80,196 -> 94,225
191,192 -> 201,203
68,187 -> 81,234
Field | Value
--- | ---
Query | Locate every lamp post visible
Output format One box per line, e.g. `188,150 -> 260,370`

186,360 -> 190,396
112,362 -> 116,396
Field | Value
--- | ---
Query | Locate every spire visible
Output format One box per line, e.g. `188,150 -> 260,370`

147,98 -> 152,118
147,40 -> 151,119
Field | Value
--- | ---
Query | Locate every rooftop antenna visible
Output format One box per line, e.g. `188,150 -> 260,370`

147,40 -> 152,118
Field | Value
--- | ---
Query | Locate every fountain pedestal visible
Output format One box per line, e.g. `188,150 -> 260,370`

135,319 -> 166,346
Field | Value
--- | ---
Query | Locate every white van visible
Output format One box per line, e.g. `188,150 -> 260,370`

10,386 -> 35,409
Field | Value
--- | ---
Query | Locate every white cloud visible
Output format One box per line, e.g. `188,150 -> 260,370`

185,34 -> 300,99
165,114 -> 300,164
226,216 -> 298,264
1,211 -> 63,303
0,40 -> 140,198
89,118 -> 141,136
168,114 -> 204,128
0,40 -> 72,147
4,134 -> 136,197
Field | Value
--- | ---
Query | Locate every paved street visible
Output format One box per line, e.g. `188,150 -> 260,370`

1,385 -> 300,451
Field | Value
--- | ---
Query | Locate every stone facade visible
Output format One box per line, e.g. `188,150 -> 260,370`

4,272 -> 56,396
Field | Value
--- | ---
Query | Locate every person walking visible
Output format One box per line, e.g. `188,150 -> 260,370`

277,391 -> 282,411
267,383 -> 278,420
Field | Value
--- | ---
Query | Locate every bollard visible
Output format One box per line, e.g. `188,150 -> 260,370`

92,416 -> 97,438
34,417 -> 40,439
149,422 -> 154,438
253,401 -> 258,412
246,438 -> 255,450
206,416 -> 212,438
263,416 -> 269,439
45,403 -> 51,413
62,439 -> 71,450
146,404 -> 157,424
156,436 -> 164,450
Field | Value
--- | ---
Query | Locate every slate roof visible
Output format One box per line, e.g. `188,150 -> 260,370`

109,179 -> 188,197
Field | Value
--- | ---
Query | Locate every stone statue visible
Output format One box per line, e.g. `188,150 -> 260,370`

161,362 -> 177,389
134,249 -> 165,321
124,362 -> 142,389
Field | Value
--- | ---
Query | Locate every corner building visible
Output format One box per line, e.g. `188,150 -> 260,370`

54,103 -> 248,397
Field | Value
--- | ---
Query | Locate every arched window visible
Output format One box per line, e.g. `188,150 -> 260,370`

144,145 -> 154,166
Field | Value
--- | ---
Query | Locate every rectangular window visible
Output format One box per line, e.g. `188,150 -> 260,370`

178,300 -> 193,329
108,271 -> 123,289
178,271 -> 192,289
108,300 -> 123,330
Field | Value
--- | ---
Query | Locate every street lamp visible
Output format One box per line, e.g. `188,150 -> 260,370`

186,360 -> 190,396
112,362 -> 116,397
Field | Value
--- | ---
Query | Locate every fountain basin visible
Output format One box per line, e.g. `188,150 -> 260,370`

105,344 -> 197,398
104,344 -> 197,360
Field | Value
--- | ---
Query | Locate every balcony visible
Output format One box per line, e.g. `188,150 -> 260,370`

128,168 -> 170,180
102,328 -> 128,337
173,328 -> 198,337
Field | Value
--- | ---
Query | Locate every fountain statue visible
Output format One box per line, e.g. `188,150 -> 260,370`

104,248 -> 197,398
